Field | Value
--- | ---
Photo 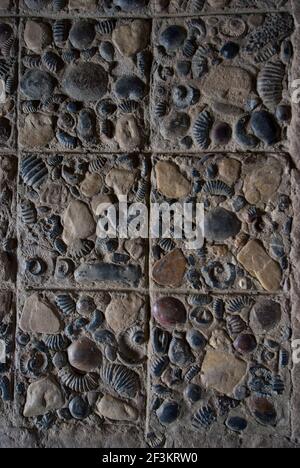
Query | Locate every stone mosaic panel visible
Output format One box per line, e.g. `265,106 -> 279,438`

15,290 -> 148,431
152,14 -> 294,152
150,153 -> 292,294
0,290 -> 15,414
19,17 -> 151,152
0,19 -> 18,151
147,292 -> 291,448
18,153 -> 149,290
0,154 -> 17,288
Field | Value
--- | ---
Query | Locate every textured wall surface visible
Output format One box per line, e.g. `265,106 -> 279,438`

0,0 -> 299,448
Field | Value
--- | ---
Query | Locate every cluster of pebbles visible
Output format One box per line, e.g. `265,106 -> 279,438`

0,0 -> 297,449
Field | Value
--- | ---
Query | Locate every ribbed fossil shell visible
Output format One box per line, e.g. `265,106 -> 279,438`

59,366 -> 98,393
100,364 -> 140,398
55,294 -> 76,315
257,61 -> 285,109
43,334 -> 69,351
20,154 -> 48,189
193,110 -> 213,149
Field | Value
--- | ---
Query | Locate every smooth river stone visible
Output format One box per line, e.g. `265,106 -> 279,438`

67,337 -> 102,372
152,249 -> 187,288
105,293 -> 143,334
21,69 -> 56,100
202,66 -> 253,108
249,397 -> 277,426
251,299 -> 282,331
112,20 -> 150,57
237,240 -> 282,292
243,160 -> 282,204
20,293 -> 61,335
20,113 -> 54,148
105,168 -> 136,197
115,115 -> 142,151
62,200 -> 96,246
63,63 -> 108,101
80,173 -> 102,198
24,20 -> 52,53
23,377 -> 64,418
218,158 -> 241,184
74,263 -> 142,287
201,348 -> 247,397
155,161 -> 191,199
96,394 -> 138,421
204,207 -> 241,242
152,297 -> 187,328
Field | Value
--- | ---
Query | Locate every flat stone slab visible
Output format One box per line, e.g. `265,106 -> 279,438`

150,153 -> 292,293
147,292 -> 291,448
15,290 -> 148,434
152,14 -> 294,152
18,153 -> 149,290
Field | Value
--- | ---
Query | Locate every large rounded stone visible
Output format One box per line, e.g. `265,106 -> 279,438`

105,294 -> 143,334
96,394 -> 138,421
20,294 -> 61,335
115,75 -> 146,100
63,63 -> 108,102
250,110 -> 280,145
152,249 -> 187,288
159,25 -> 187,51
112,20 -> 150,57
23,377 -> 64,418
67,337 -> 102,372
69,21 -> 95,50
20,113 -> 54,148
62,200 -> 96,246
24,20 -> 52,53
251,299 -> 281,331
152,296 -> 186,328
155,161 -> 191,199
205,207 -> 241,242
20,69 -> 56,100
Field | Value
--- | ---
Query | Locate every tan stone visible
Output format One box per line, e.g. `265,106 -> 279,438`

20,114 -> 54,148
112,20 -> 150,57
40,183 -> 69,208
96,394 -> 138,422
91,194 -> 114,216
243,161 -> 282,204
125,238 -> 145,261
24,20 -> 52,54
105,294 -> 144,334
201,348 -> 247,397
155,161 -> 191,199
23,377 -> 64,418
62,200 -> 96,246
105,168 -> 136,198
211,245 -> 229,257
0,340 -> 6,364
69,0 -> 97,9
202,66 -> 253,108
80,173 -> 102,198
20,294 -> 61,335
152,249 -> 187,288
218,158 -> 241,185
115,115 -> 142,151
237,240 -> 282,292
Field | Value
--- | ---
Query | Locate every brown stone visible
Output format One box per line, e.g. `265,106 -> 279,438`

96,394 -> 138,421
20,114 -> 54,148
62,200 -> 96,246
233,333 -> 257,354
218,158 -> 241,184
40,183 -> 69,208
152,249 -> 187,288
112,20 -> 150,57
249,397 -> 277,426
155,161 -> 191,199
251,299 -> 282,331
105,168 -> 136,197
115,115 -> 142,151
67,337 -> 102,373
243,160 -> 282,204
23,377 -> 64,418
237,240 -> 282,292
24,20 -> 52,54
91,194 -> 114,216
105,294 -> 144,335
201,348 -> 247,397
80,173 -> 102,198
124,238 -> 145,261
152,297 -> 187,328
20,294 -> 61,335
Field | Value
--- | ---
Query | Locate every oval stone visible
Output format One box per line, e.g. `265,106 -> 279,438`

69,396 -> 89,420
233,333 -> 257,354
157,400 -> 179,425
63,63 -> 108,102
115,75 -> 146,100
252,299 -> 281,331
249,397 -> 277,426
159,25 -> 187,51
67,337 -> 102,372
152,297 -> 186,328
226,416 -> 248,432
20,69 -> 56,100
250,110 -> 280,145
69,21 -> 96,50
204,207 -> 241,242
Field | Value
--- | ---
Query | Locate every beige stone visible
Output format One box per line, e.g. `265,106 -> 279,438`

218,158 -> 241,184
105,294 -> 143,335
243,161 -> 282,204
202,66 -> 253,108
152,249 -> 187,288
96,394 -> 138,422
23,377 -> 64,418
125,238 -> 145,261
80,173 -> 102,198
105,168 -> 136,198
40,183 -> 69,208
20,294 -> 61,335
201,348 -> 247,397
62,200 -> 96,246
91,194 -> 114,216
112,20 -> 150,57
69,0 -> 97,9
24,20 -> 52,54
0,340 -> 6,364
237,240 -> 282,292
115,115 -> 142,151
20,114 -> 54,148
155,161 -> 191,199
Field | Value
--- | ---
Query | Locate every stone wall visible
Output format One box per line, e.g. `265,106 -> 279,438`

0,0 -> 299,448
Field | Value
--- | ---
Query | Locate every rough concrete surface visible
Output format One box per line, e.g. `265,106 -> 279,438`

0,0 -> 299,448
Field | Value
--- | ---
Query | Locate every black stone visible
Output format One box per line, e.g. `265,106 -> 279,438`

159,25 -> 187,52
250,110 -> 280,145
221,42 -> 240,59
204,207 -> 241,242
